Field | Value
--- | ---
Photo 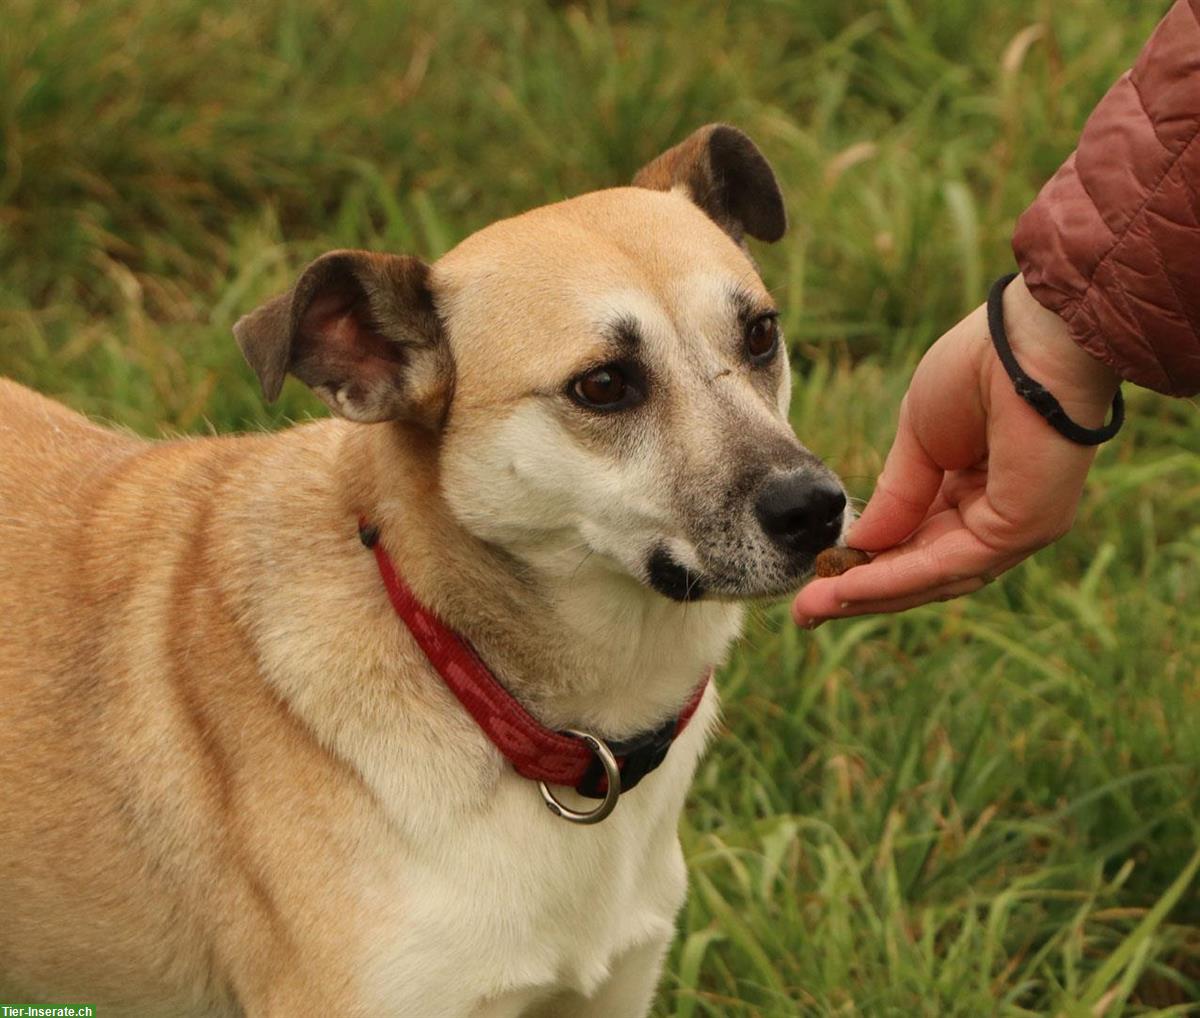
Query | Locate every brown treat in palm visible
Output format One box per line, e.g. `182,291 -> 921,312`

813,546 -> 870,578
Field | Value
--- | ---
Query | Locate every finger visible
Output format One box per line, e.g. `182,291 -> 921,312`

793,537 -> 1027,625
795,511 -> 964,621
937,467 -> 986,509
837,530 -> 1016,604
846,398 -> 946,552
926,488 -> 954,517
799,576 -> 988,624
792,576 -> 844,624
794,483 -> 956,623
811,509 -> 1034,610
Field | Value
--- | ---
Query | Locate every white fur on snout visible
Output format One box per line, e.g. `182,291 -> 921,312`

659,536 -> 704,573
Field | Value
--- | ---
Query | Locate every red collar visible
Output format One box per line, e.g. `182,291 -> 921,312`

359,520 -> 708,802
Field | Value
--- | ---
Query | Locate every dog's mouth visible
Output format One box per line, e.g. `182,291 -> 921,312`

642,541 -> 835,603
646,546 -> 707,602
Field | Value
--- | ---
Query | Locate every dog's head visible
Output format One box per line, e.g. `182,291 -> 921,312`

235,125 -> 848,601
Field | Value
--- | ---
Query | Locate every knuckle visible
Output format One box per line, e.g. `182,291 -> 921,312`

982,514 -> 1030,547
980,504 -> 1060,552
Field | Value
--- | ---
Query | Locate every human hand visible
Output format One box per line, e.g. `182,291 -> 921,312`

793,274 -> 1120,625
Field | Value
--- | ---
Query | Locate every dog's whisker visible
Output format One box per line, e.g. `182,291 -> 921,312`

571,548 -> 595,581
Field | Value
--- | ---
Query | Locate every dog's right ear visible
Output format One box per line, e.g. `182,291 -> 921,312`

233,250 -> 452,428
633,124 -> 786,245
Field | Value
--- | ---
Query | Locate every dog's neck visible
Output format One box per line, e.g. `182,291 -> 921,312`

341,422 -> 743,740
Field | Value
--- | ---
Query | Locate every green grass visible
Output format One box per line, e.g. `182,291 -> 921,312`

3,0 -> 1198,1014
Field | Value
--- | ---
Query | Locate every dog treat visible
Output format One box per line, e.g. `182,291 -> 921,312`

814,546 -> 871,578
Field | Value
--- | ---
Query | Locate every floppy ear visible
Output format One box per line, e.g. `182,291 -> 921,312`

633,124 -> 786,244
233,250 -> 451,428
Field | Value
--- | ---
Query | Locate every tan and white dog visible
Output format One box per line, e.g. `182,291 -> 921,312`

0,125 -> 848,1017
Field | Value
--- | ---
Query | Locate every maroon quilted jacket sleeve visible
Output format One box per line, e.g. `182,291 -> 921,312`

1012,0 -> 1200,397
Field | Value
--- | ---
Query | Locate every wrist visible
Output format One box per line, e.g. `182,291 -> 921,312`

1000,274 -> 1120,427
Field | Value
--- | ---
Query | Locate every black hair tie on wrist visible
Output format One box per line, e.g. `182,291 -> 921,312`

988,273 -> 1124,446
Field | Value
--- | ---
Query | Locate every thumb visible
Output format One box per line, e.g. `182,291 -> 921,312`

847,398 -> 944,551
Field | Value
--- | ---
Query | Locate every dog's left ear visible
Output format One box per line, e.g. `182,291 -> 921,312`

633,124 -> 786,244
233,250 -> 451,428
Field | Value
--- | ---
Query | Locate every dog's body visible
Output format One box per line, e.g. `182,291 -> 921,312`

0,383 -> 719,1016
0,128 -> 846,1016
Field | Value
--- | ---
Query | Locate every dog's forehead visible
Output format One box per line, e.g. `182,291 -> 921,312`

432,187 -> 768,388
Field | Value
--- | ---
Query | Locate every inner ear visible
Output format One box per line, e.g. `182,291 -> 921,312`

633,123 -> 786,245
288,266 -> 412,421
233,250 -> 451,428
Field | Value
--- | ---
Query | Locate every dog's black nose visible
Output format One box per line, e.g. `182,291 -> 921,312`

754,472 -> 846,554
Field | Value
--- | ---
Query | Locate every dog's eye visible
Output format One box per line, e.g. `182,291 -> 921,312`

570,364 -> 642,410
745,314 -> 780,362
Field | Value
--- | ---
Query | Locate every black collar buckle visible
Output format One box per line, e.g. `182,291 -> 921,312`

573,716 -> 678,800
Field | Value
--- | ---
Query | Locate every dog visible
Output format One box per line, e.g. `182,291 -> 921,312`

0,124 -> 849,1017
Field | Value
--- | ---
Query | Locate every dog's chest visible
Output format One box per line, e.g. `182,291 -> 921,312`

348,765 -> 692,1017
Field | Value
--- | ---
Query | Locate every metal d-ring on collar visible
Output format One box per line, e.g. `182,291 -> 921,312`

539,730 -> 622,825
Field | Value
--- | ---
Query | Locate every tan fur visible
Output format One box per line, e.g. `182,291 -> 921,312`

0,128 -> 844,1017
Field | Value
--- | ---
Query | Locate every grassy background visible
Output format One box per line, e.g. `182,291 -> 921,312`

3,0 -> 1199,1014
